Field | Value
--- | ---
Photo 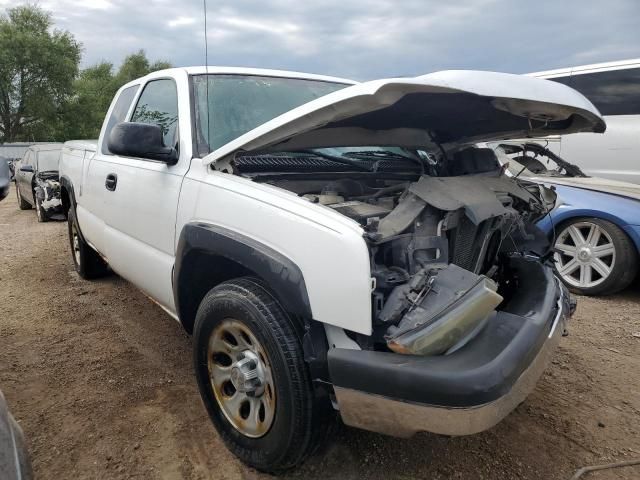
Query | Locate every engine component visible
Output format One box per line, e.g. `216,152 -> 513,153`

304,193 -> 345,205
328,200 -> 392,224
383,264 -> 503,356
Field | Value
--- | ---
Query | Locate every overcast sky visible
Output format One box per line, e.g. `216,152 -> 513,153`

5,0 -> 640,80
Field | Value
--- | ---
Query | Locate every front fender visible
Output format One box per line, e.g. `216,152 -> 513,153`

174,222 -> 312,322
176,169 -> 373,335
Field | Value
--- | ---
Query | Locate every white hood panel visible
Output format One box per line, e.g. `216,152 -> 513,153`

204,70 -> 605,168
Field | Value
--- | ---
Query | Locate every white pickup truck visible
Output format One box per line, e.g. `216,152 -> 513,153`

59,67 -> 603,473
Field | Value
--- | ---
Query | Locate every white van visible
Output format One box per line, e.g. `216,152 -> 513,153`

529,59 -> 640,184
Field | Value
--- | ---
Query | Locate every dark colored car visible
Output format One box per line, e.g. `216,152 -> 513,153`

0,157 -> 10,201
0,162 -> 33,479
0,391 -> 31,480
14,144 -> 64,222
0,156 -> 14,182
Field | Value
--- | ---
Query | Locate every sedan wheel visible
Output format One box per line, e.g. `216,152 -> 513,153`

555,221 -> 615,289
554,218 -> 637,295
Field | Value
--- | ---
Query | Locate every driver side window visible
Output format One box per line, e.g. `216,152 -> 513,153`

131,79 -> 179,148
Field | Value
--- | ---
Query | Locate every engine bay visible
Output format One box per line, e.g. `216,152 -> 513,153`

237,147 -> 557,356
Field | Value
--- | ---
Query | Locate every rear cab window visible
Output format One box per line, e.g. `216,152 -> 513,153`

102,85 -> 140,154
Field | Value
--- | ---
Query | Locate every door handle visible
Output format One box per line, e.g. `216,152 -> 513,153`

105,173 -> 118,191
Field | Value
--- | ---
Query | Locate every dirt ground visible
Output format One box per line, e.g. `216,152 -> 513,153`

1,183 -> 639,480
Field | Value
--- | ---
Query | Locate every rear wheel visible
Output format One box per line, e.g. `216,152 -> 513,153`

67,208 -> 110,279
554,218 -> 638,295
15,183 -> 31,210
193,277 -> 332,473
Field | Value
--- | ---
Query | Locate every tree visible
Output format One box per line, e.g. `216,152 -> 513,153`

63,51 -> 172,139
0,5 -> 81,142
115,50 -> 171,86
58,62 -> 115,139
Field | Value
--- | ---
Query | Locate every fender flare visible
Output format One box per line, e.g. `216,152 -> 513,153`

59,175 -> 77,213
173,222 -> 313,326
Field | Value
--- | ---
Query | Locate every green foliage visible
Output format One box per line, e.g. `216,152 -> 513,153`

58,62 -> 115,139
0,5 -> 172,142
0,5 -> 81,142
63,50 -> 172,139
115,50 -> 172,85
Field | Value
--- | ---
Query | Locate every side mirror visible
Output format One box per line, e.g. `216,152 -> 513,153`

107,122 -> 178,165
20,165 -> 34,173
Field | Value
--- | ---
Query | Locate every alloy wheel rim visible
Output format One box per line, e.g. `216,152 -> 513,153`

207,318 -> 276,438
554,221 -> 616,289
72,224 -> 81,266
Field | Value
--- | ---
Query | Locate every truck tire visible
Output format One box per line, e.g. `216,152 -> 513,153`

16,183 -> 31,210
193,277 -> 332,474
67,208 -> 110,279
554,217 -> 638,295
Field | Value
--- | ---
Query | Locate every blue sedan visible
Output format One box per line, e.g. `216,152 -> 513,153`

496,142 -> 640,295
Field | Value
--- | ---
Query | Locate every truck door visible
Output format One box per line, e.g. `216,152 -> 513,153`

98,72 -> 192,313
80,84 -> 140,255
17,150 -> 34,205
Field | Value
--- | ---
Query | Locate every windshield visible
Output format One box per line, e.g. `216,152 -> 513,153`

498,151 -> 554,177
494,143 -> 586,178
37,150 -> 61,172
192,74 -> 349,155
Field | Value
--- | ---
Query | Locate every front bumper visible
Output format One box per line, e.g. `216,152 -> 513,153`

34,180 -> 64,217
328,258 -> 571,438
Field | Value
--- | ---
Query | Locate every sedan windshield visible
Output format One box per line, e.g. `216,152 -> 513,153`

37,150 -> 61,172
495,143 -> 587,178
192,74 -> 349,155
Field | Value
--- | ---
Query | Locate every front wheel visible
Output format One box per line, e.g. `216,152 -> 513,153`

554,218 -> 638,295
193,277 -> 332,473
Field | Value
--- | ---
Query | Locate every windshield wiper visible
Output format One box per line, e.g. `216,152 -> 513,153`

343,150 -> 410,160
299,149 -> 372,172
344,149 -> 425,173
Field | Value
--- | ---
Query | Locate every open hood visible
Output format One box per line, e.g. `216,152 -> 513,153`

204,70 -> 605,169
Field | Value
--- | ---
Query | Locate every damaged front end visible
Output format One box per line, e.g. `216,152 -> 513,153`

382,265 -> 502,356
231,144 -> 575,437
320,147 -> 573,437
363,159 -> 559,356
34,172 -> 64,220
207,70 -> 600,438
